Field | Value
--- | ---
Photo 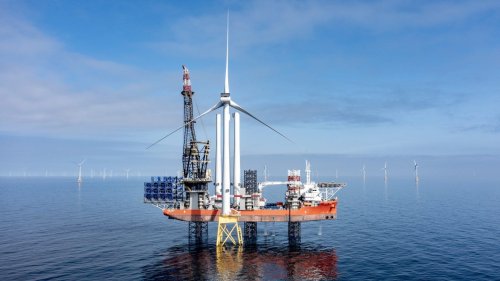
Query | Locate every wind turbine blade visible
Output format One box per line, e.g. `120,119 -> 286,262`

147,101 -> 224,149
147,124 -> 185,149
229,100 -> 292,143
224,11 -> 230,94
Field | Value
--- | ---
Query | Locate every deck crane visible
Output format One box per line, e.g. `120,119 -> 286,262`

180,65 -> 211,241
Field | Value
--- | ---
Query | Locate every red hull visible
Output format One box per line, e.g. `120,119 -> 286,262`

163,201 -> 338,222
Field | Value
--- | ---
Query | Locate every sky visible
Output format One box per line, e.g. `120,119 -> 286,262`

1,0 -> 500,178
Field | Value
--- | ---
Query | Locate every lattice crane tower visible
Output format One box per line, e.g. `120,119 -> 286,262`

181,65 -> 211,240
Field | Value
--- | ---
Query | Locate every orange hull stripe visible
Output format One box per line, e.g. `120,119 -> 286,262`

163,201 -> 338,222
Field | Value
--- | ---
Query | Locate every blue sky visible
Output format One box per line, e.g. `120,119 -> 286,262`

1,0 -> 500,178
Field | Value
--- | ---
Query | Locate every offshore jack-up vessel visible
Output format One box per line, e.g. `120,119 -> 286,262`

144,62 -> 346,246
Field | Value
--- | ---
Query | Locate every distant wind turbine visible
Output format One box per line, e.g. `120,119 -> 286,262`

77,159 -> 86,183
125,169 -> 130,180
414,160 -> 419,183
362,164 -> 366,183
383,161 -> 388,183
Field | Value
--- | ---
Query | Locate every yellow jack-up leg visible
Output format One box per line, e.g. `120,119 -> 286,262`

216,215 -> 243,246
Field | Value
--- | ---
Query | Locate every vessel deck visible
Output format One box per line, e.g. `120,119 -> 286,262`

163,201 -> 338,222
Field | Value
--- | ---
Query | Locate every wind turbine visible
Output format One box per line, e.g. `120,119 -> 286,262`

77,159 -> 86,183
383,161 -> 388,183
414,160 -> 419,183
147,16 -> 290,217
125,169 -> 130,180
362,164 -> 366,183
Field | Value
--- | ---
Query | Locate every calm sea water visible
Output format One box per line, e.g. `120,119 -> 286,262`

0,176 -> 499,280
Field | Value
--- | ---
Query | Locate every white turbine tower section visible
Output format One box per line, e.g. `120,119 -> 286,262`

414,160 -> 419,182
215,114 -> 222,197
221,12 -> 231,216
222,100 -> 231,215
77,159 -> 86,183
233,112 -> 241,206
125,169 -> 130,180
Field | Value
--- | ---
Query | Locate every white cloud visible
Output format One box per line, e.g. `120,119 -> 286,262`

150,0 -> 500,57
0,8 -> 182,139
0,10 -> 61,56
1,0 -> 498,149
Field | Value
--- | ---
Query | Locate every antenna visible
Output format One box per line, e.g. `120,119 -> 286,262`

305,160 -> 311,185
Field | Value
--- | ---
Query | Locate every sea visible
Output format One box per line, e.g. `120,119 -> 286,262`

0,176 -> 499,280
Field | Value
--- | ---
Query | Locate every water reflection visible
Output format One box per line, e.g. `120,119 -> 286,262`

143,243 -> 338,280
77,182 -> 82,208
384,180 -> 388,201
415,180 -> 420,202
